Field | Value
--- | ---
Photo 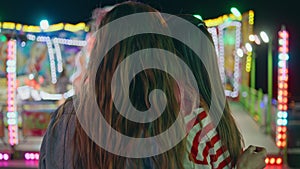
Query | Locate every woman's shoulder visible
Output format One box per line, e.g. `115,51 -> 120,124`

39,96 -> 77,169
51,97 -> 76,119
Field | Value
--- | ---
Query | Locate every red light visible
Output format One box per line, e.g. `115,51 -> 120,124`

282,134 -> 287,139
282,126 -> 287,132
279,32 -> 284,38
276,158 -> 282,164
265,157 -> 269,164
276,141 -> 282,147
277,126 -> 282,132
283,98 -> 288,103
282,141 -> 286,147
278,90 -> 283,96
285,41 -> 289,46
279,31 -> 289,39
283,31 -> 289,38
277,134 -> 282,139
265,156 -> 283,165
279,68 -> 289,74
279,83 -> 283,89
277,140 -> 286,148
279,47 -> 284,53
279,76 -> 289,82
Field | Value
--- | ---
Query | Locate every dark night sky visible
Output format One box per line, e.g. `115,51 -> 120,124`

1,0 -> 300,99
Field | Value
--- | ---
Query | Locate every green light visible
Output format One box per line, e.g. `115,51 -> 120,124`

0,34 -> 7,42
224,33 -> 235,45
230,7 -> 241,17
193,14 -> 203,21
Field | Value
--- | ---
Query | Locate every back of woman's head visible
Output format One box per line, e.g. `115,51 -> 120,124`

169,14 -> 243,166
74,1 -> 187,169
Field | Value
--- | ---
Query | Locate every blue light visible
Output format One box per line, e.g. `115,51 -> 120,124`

260,102 -> 265,108
279,53 -> 289,60
277,111 -> 288,118
278,61 -> 285,67
277,119 -> 288,126
282,111 -> 288,118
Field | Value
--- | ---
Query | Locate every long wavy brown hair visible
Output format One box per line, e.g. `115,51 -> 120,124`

171,14 -> 244,167
72,1 -> 188,169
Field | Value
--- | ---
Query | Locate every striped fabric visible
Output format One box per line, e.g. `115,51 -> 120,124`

184,108 -> 232,169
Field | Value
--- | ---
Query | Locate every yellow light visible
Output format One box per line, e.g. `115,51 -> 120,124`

16,24 -> 22,30
64,22 -> 86,32
3,22 -> 15,29
84,26 -> 90,32
203,11 -> 244,27
248,10 -> 254,25
222,15 -> 229,21
254,115 -> 259,121
229,13 -> 242,21
23,25 -> 41,32
44,23 -> 64,32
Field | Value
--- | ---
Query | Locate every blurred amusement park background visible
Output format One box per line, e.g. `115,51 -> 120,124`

0,0 -> 299,168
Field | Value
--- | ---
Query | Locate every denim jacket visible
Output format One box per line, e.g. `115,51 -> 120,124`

38,98 -> 156,169
39,99 -> 76,169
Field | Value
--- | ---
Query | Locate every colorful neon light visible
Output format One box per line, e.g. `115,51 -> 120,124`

0,153 -> 10,161
207,27 -> 219,58
53,37 -> 87,73
276,26 -> 289,149
204,13 -> 242,27
248,10 -> 254,25
265,156 -> 283,165
245,52 -> 252,72
0,22 -> 88,33
218,21 -> 242,98
24,152 -> 40,160
6,39 -> 18,146
36,36 -> 57,84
